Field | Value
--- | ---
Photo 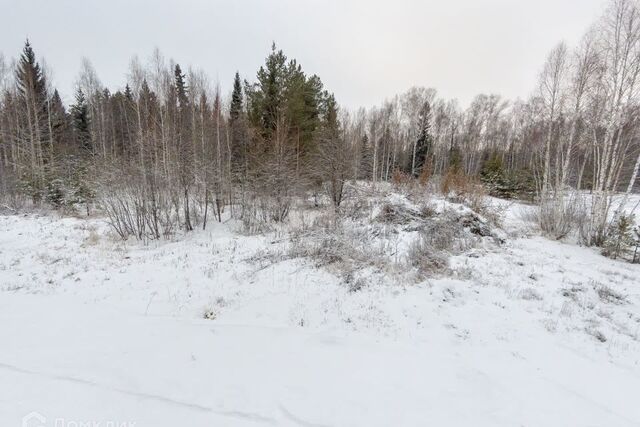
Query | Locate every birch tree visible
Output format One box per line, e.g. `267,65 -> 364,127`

588,0 -> 640,244
539,42 -> 569,196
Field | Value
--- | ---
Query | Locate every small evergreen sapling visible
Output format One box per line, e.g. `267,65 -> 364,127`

603,214 -> 635,260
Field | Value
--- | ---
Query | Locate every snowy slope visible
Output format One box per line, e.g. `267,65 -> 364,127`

1,199 -> 639,426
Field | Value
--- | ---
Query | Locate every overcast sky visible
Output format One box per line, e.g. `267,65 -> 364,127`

1,0 -> 605,109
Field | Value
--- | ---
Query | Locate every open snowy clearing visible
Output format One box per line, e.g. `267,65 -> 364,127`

1,197 -> 640,427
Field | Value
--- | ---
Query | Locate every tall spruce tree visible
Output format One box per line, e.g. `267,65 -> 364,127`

229,71 -> 246,174
49,90 -> 69,149
174,64 -> 189,111
174,64 -> 193,231
230,72 -> 243,123
413,101 -> 433,177
71,88 -> 91,151
66,88 -> 95,216
359,133 -> 372,180
15,40 -> 50,198
124,84 -> 133,101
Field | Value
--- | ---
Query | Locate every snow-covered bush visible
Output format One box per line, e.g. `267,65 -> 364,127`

376,200 -> 435,225
439,170 -> 497,221
406,208 -> 498,277
524,193 -> 588,240
286,188 -> 504,285
406,234 -> 450,276
288,214 -> 383,270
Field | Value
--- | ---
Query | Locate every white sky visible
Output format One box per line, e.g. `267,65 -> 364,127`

1,0 -> 605,109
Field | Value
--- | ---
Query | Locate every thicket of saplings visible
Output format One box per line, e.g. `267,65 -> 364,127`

3,0 -> 640,265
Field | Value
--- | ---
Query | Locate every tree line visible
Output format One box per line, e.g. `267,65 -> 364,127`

1,0 -> 639,247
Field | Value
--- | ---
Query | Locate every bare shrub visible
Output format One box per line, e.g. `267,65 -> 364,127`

237,194 -> 273,235
440,170 -> 491,216
441,169 -> 475,198
100,186 -> 181,241
406,209 -> 490,277
237,189 -> 293,235
523,193 -> 587,240
289,229 -> 345,266
421,216 -> 471,251
418,162 -> 433,187
341,195 -> 372,221
288,215 -> 378,268
375,201 -> 435,226
406,235 -> 450,276
419,202 -> 437,219
98,165 -> 184,241
0,197 -> 26,214
392,169 -> 415,190
286,186 -> 503,284
239,133 -> 299,230
466,185 -> 489,215
377,203 -> 412,224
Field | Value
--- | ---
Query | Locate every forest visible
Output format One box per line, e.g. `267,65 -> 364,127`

1,0 -> 640,259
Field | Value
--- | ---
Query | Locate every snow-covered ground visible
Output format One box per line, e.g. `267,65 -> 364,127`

1,193 -> 639,426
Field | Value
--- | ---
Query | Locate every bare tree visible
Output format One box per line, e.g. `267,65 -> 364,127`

539,42 -> 569,196
587,0 -> 640,244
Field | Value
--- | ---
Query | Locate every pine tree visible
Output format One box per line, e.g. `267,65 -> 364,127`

287,70 -> 324,161
323,94 -> 339,136
247,43 -> 288,140
245,43 -> 326,182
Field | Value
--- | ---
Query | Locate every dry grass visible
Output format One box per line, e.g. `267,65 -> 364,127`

285,191 -> 503,285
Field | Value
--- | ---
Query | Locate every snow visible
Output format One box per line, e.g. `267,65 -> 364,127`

1,194 -> 640,426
